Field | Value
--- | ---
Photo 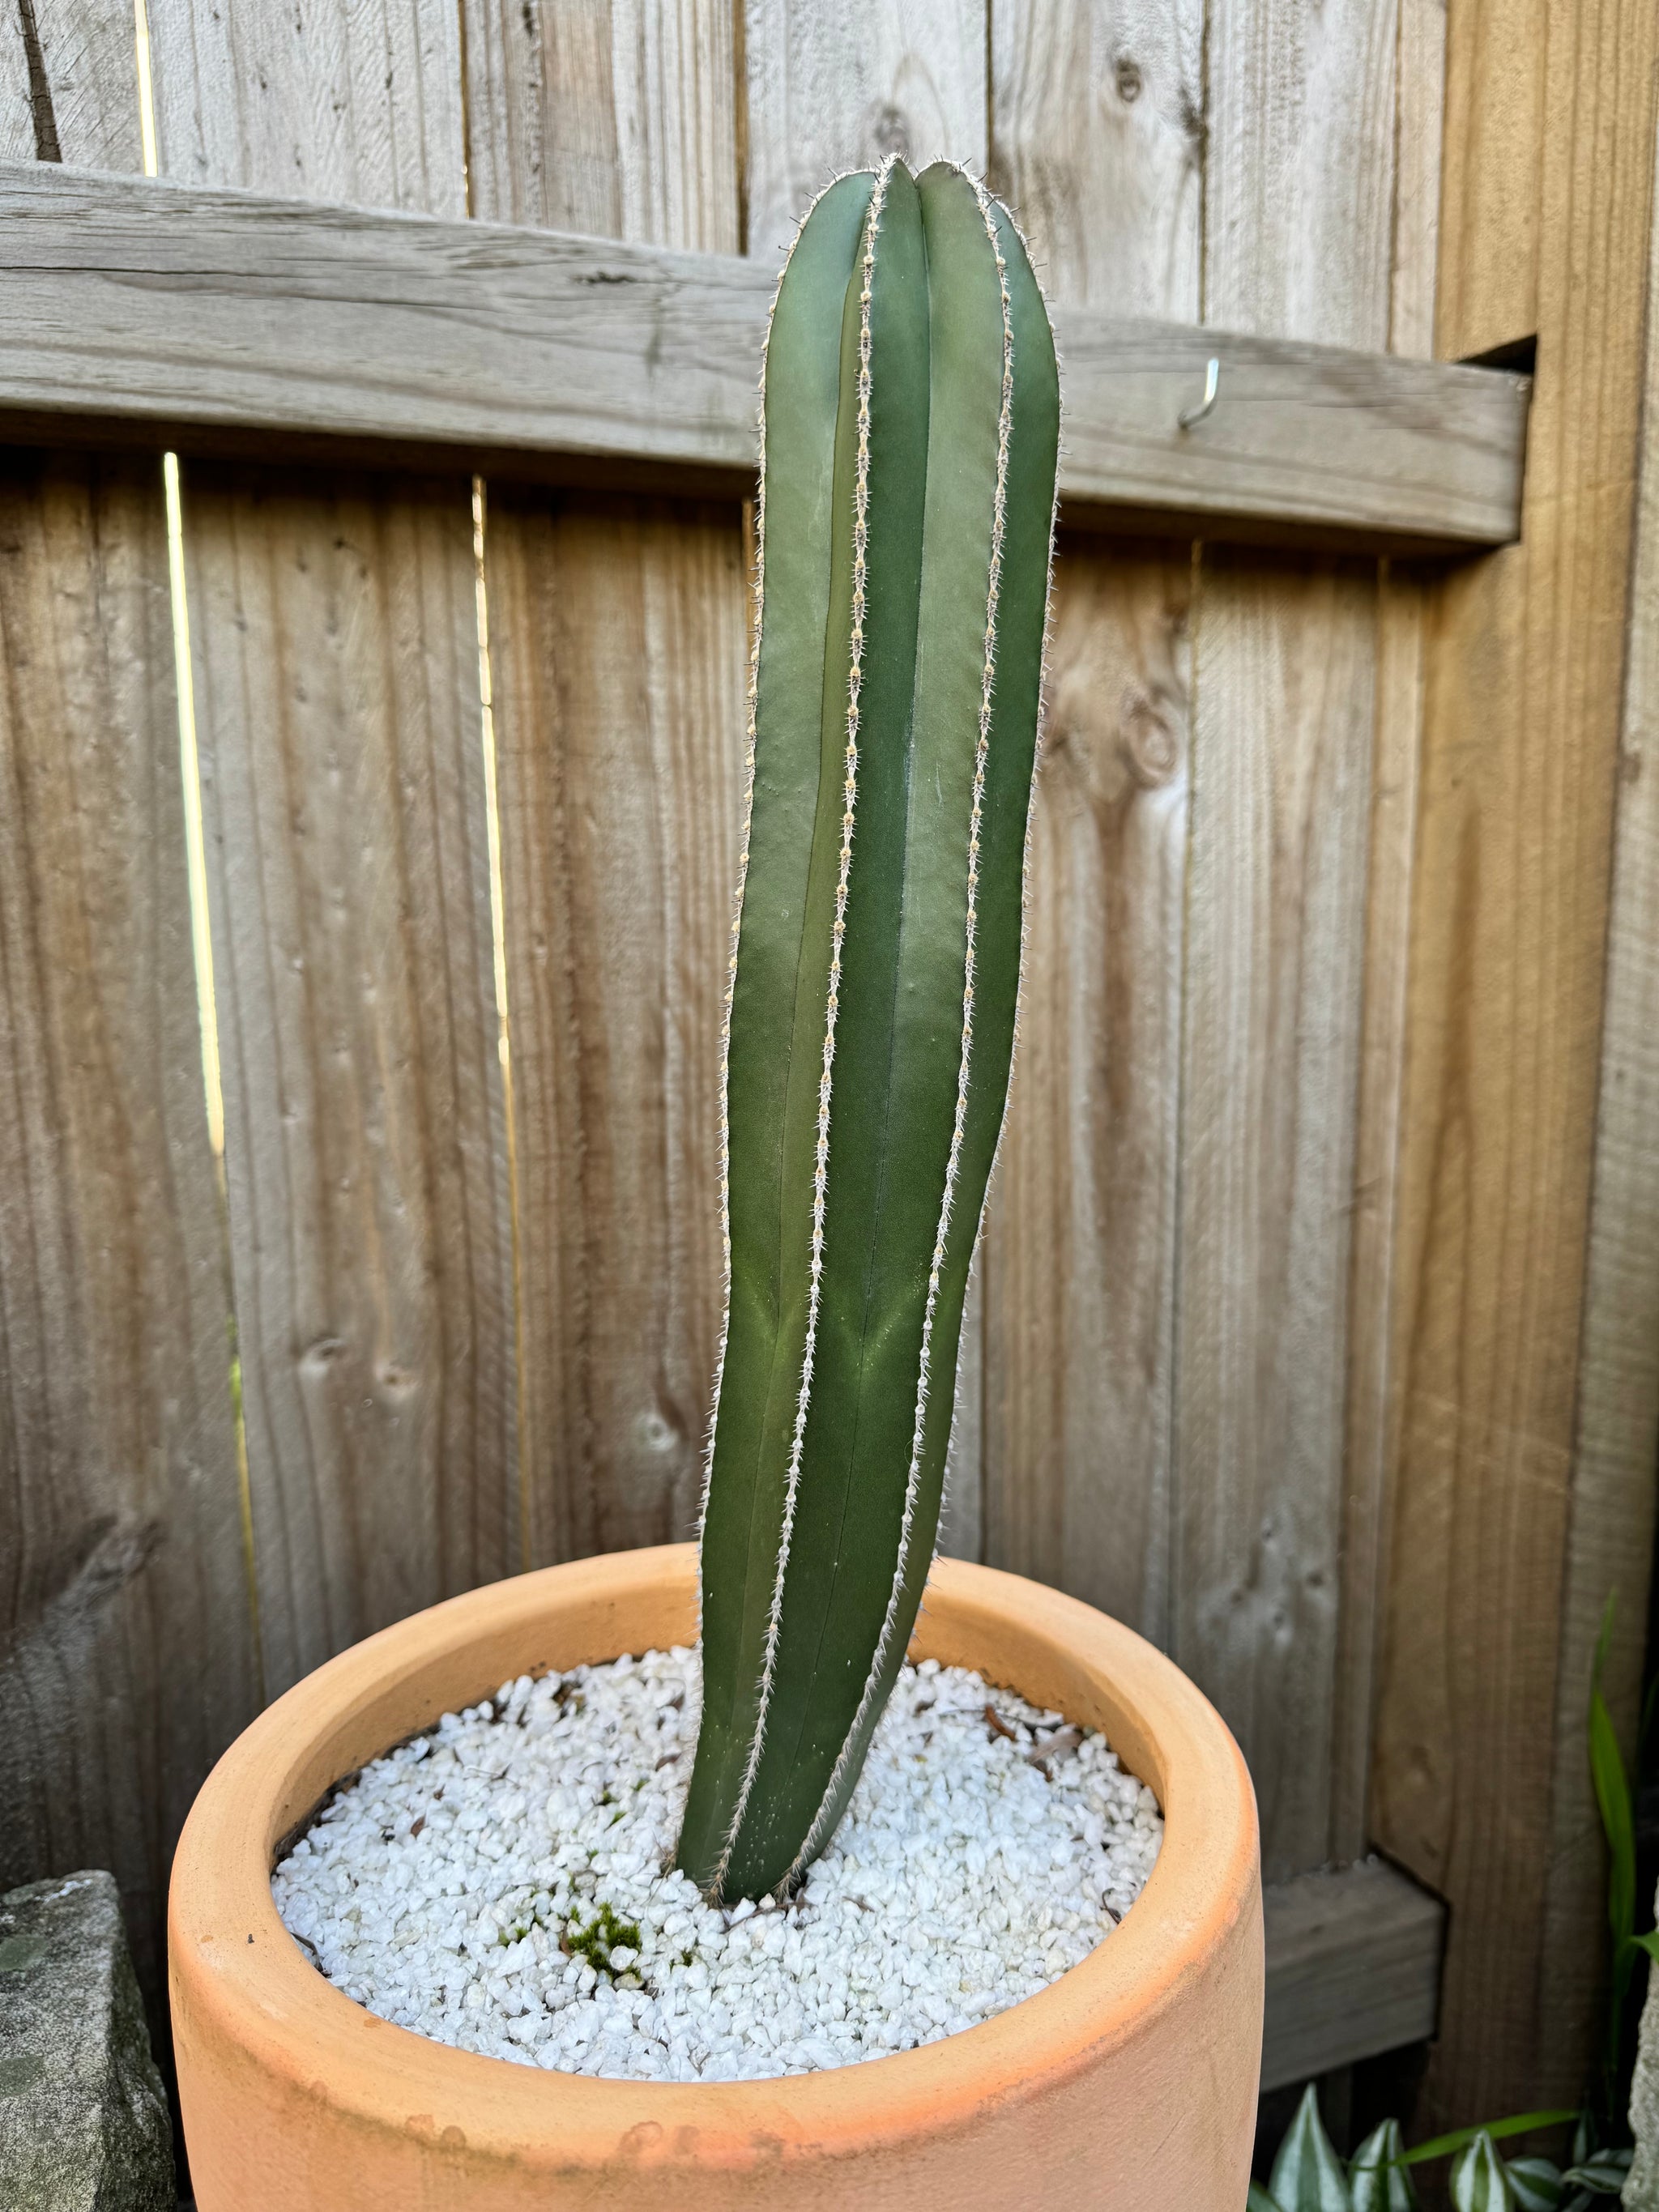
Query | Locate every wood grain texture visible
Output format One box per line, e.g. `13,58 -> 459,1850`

1538,100 -> 1659,2075
0,160 -> 1532,550
1329,0 -> 1446,1865
0,0 -> 143,167
1436,0 -> 1545,361
464,0 -> 743,1566
1181,0 -> 1397,1881
0,450 -> 258,2024
0,0 -> 258,2054
0,6 -> 33,160
178,466 -> 517,1683
1371,0 -> 1659,2120
1260,1857 -> 1444,2091
462,0 -> 738,247
743,0 -> 987,261
988,0 -> 1202,318
483,493 -> 745,1562
1178,556 -> 1377,1882
143,3 -> 518,1692
1205,0 -> 1397,354
1389,0 -> 1447,361
1333,563 -> 1424,1862
147,0 -> 464,211
982,1 -> 1201,1638
984,547 -> 1191,1634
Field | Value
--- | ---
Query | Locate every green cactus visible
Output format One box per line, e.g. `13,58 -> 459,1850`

674,156 -> 1060,1904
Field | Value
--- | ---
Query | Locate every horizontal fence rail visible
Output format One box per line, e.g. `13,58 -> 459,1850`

1261,1858 -> 1445,2091
0,162 -> 1529,551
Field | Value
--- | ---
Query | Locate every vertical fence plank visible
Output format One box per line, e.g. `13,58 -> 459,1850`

1333,561 -> 1424,1863
5,0 -> 143,164
463,0 -> 746,1563
0,12 -> 31,156
1180,0 -> 1396,1881
739,0 -> 990,1558
988,1 -> 1202,316
143,2 -> 518,1691
981,2 -> 1201,1638
0,453 -> 259,2034
1373,0 -> 1659,2122
744,0 -> 987,261
1538,108 -> 1659,2082
1179,554 -> 1377,1880
0,5 -> 259,2043
1330,0 -> 1444,1865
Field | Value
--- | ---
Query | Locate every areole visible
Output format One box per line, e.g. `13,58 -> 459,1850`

169,1545 -> 1264,2209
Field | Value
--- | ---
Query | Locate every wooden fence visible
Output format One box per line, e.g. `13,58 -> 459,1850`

2,0 -> 1657,2137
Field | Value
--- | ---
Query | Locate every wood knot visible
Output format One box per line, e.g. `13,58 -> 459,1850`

867,101 -> 911,161
1114,57 -> 1144,103
1120,688 -> 1182,787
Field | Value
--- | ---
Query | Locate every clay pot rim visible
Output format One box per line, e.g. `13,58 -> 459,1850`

169,1545 -> 1258,2171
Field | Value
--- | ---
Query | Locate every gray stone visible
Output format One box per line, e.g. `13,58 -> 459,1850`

1630,1919 -> 1659,2206
0,1871 -> 174,2210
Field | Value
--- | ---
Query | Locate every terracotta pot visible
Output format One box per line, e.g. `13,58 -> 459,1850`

170,1544 -> 1262,2209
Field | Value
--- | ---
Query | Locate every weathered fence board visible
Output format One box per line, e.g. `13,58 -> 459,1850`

0,0 -> 134,164
0,450 -> 260,2026
485,492 -> 747,1561
1539,104 -> 1659,2091
1331,0 -> 1445,1872
1174,0 -> 1398,1884
1179,556 -> 1378,1882
1335,562 -> 1426,1861
1372,0 -> 1659,2125
467,0 -> 744,1566
0,7 -> 30,158
981,0 -> 1197,1651
0,162 -> 1532,550
0,0 -> 261,2052
1261,1859 -> 1444,2091
743,0 -> 987,263
143,2 -> 518,1695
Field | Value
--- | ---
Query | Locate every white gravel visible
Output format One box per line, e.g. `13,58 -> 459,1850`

272,1647 -> 1162,2083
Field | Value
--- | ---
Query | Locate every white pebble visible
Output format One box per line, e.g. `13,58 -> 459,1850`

272,1647 -> 1160,2083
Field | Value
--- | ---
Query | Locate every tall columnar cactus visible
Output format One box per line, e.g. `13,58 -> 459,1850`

676,157 -> 1060,1903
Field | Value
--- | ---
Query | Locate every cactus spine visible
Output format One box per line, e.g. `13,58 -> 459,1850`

677,157 -> 1060,1903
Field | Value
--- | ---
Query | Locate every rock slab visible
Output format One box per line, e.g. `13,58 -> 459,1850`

1630,1902 -> 1659,2207
0,1871 -> 174,2210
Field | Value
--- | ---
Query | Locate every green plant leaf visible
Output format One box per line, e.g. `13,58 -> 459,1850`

1351,2120 -> 1419,2210
1403,2115 -> 1579,2166
1560,2146 -> 1633,2193
1631,1930 -> 1659,1963
1270,2086 -> 1354,2212
1450,2133 -> 1514,2212
1503,2156 -> 1563,2210
1589,1687 -> 1636,1958
1249,2187 -> 1285,2212
1570,2112 -> 1595,2167
1588,1593 -> 1639,2092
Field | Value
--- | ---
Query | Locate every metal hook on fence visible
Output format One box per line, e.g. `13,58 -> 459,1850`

1178,356 -> 1221,432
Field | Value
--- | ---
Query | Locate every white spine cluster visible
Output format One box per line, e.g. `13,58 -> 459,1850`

711,160 -> 895,1894
788,169 -> 1017,1885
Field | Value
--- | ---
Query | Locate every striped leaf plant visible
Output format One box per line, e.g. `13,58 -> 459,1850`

1250,2088 -> 1627,2212
675,156 -> 1060,1903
